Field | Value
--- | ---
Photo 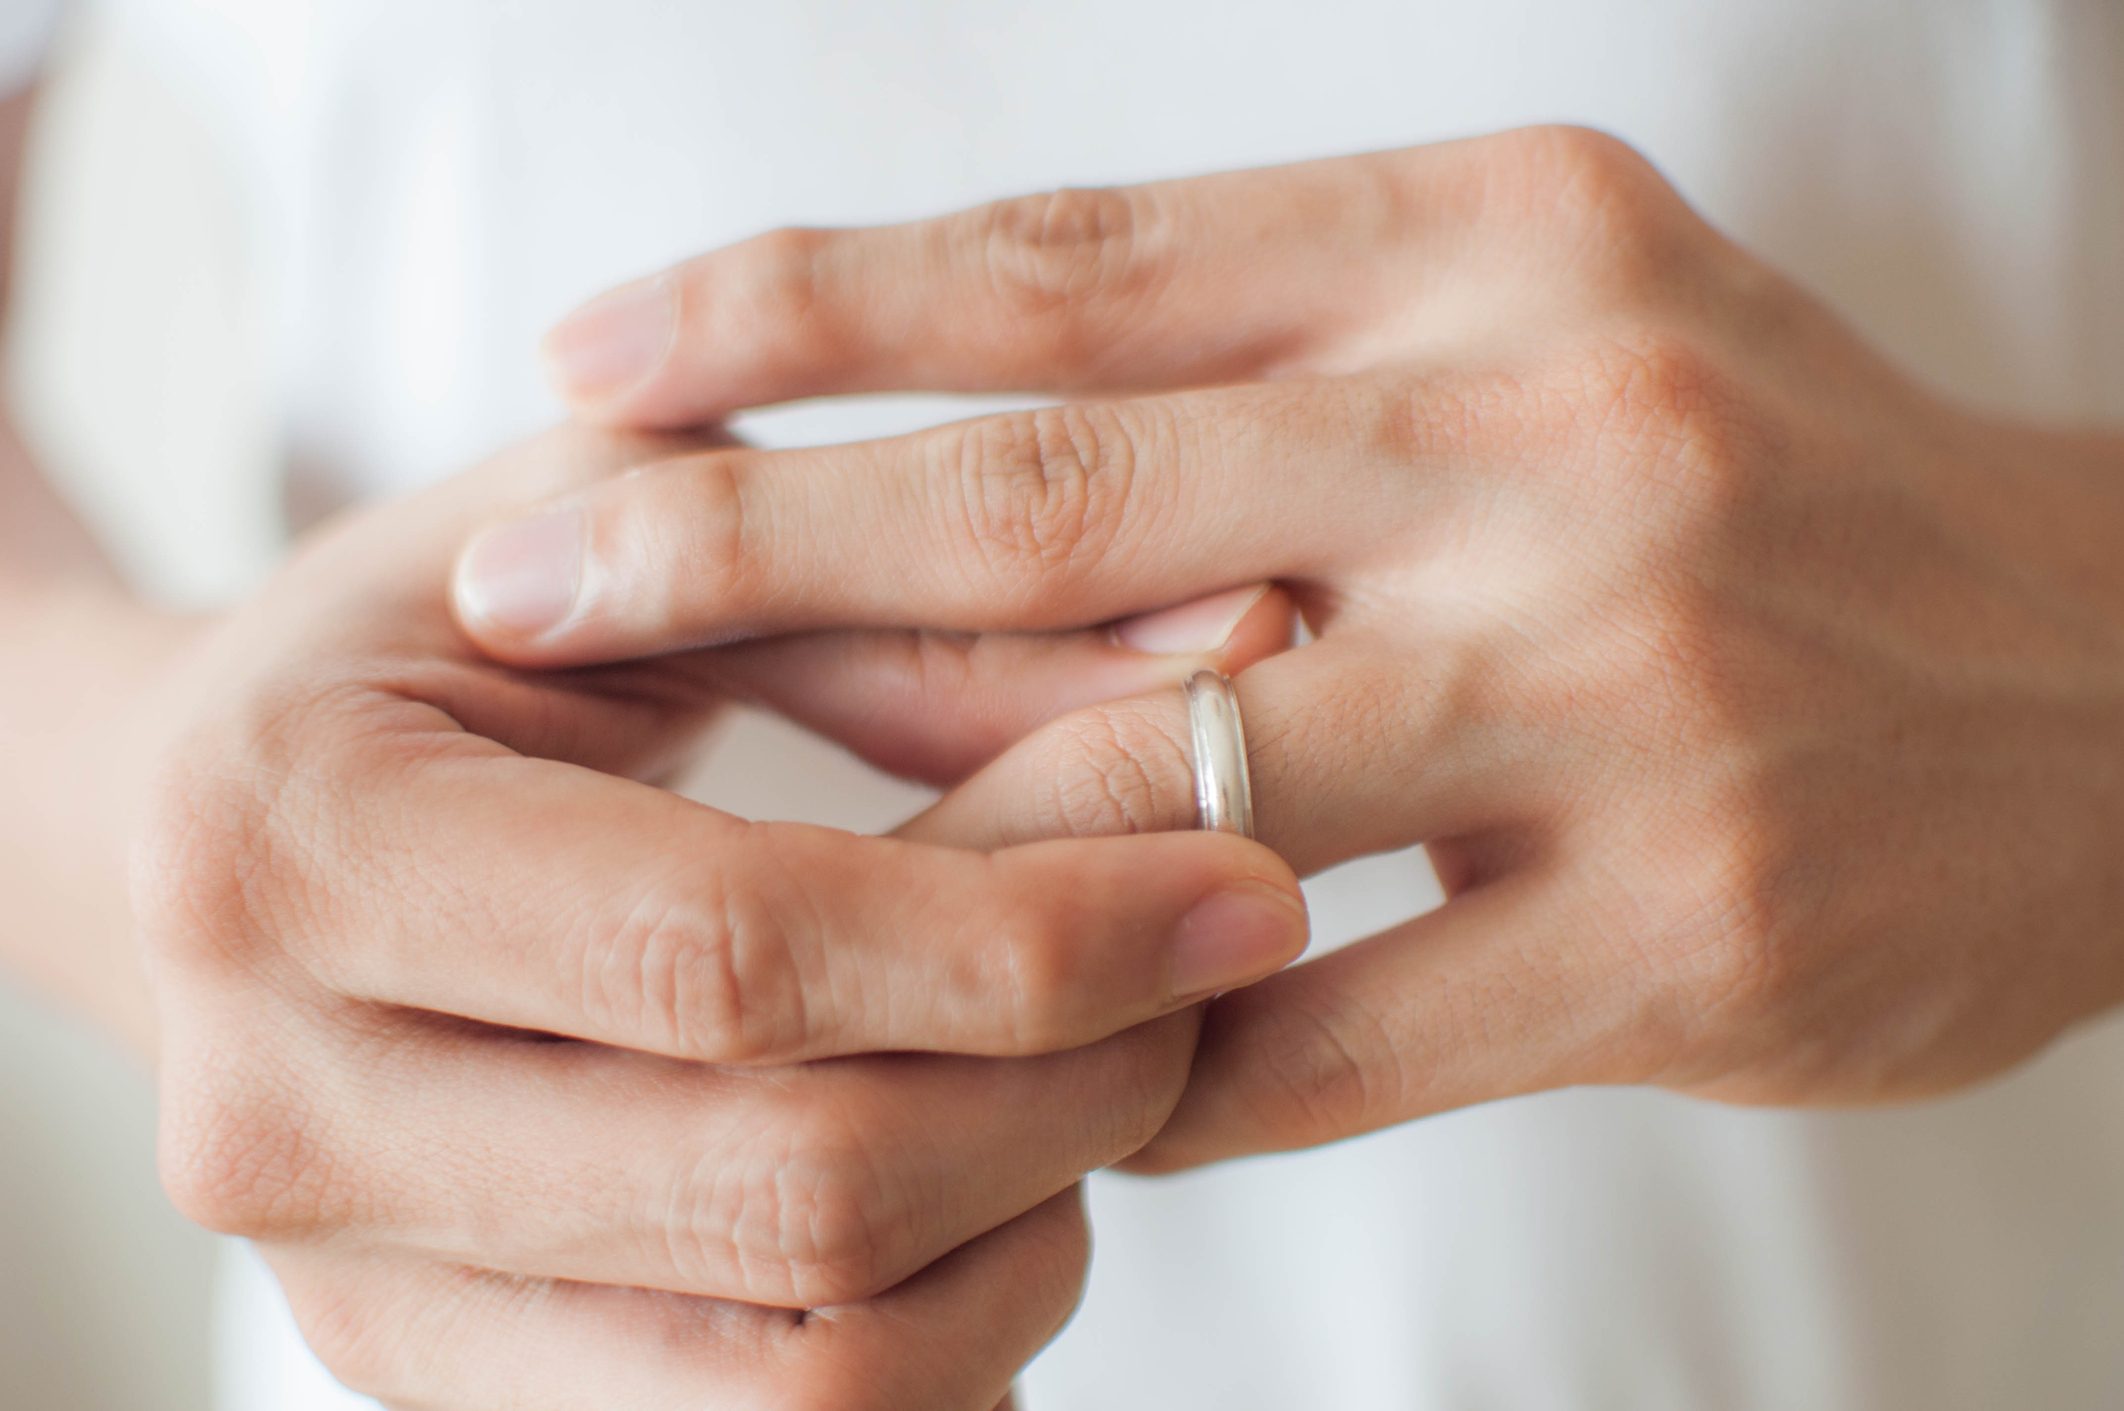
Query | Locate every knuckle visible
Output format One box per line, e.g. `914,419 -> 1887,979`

632,452 -> 762,628
984,897 -> 1097,1055
1592,778 -> 1801,1084
699,1112 -> 906,1307
1086,1022 -> 1197,1154
1028,699 -> 1195,839
158,1061 -> 322,1238
1226,986 -> 1394,1147
587,856 -> 805,1064
772,1144 -> 901,1308
726,225 -> 840,364
129,760 -> 259,976
988,1197 -> 1093,1351
129,685 -> 377,985
1488,124 -> 1691,290
1021,1197 -> 1094,1310
777,1205 -> 1090,1411
974,184 -> 1162,320
1563,330 -> 1765,516
290,1263 -> 485,1403
741,226 -> 827,310
288,1275 -> 410,1400
1481,342 -> 1764,734
129,744 -> 309,983
1584,329 -> 1732,439
1502,123 -> 1661,195
1369,367 -> 1529,480
944,403 -> 1141,600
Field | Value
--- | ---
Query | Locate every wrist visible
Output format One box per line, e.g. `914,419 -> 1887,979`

0,585 -> 213,1057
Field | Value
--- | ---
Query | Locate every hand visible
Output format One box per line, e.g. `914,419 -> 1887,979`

132,423 -> 1307,1406
473,126 -> 2124,1176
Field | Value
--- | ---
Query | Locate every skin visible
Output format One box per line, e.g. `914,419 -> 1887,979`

107,424 -> 1309,1408
476,125 -> 2124,1188
1,83 -> 1313,1407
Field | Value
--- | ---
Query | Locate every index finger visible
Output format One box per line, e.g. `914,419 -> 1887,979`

282,728 -> 1309,1064
451,374 -> 1442,667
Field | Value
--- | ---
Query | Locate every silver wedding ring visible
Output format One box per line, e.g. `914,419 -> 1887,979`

1184,670 -> 1256,839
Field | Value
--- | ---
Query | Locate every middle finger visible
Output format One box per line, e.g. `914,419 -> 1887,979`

452,373 -> 1467,667
297,738 -> 1304,1065
901,633 -> 1523,876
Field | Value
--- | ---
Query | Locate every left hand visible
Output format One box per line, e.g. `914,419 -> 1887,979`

462,126 -> 2124,1172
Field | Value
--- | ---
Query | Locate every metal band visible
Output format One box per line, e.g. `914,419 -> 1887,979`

1184,670 -> 1256,839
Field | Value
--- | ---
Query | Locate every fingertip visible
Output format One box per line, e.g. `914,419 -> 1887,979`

541,272 -> 680,423
1110,585 -> 1259,655
449,504 -> 587,658
1170,876 -> 1311,1001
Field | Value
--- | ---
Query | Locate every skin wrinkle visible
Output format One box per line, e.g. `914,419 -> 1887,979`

990,859 -> 1043,1058
950,851 -> 1031,1052
648,452 -> 757,645
144,677 -> 382,995
160,1064 -> 321,1240
715,825 -> 807,1063
749,227 -> 841,392
1025,404 -> 1132,577
775,1104 -> 907,1309
669,1118 -> 789,1306
1222,980 -> 1386,1150
978,185 -> 1161,330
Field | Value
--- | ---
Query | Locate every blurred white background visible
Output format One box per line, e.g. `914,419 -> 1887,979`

2,14 -> 277,1408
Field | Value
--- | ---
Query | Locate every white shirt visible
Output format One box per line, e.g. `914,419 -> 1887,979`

24,1 -> 2124,1406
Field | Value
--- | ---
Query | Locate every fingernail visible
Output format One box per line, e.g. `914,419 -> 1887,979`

1170,881 -> 1308,999
1112,585 -> 1270,656
543,274 -> 677,404
453,505 -> 586,638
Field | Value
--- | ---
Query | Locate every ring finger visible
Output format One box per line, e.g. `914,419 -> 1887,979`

900,632 -> 1520,876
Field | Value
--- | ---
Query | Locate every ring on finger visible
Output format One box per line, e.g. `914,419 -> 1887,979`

1184,669 -> 1256,840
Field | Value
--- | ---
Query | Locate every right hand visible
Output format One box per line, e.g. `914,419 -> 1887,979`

130,424 -> 1306,1408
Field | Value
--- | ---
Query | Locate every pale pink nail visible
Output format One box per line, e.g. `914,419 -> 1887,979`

1169,882 -> 1308,999
453,506 -> 586,637
542,275 -> 677,404
1111,585 -> 1270,656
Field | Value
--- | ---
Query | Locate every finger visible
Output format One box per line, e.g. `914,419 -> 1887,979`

266,1189 -> 1086,1410
541,147 -> 1489,427
1124,875 -> 1649,1171
768,1187 -> 1089,1409
900,635 -> 1513,878
452,376 -> 1439,667
304,422 -> 727,640
699,583 -> 1296,785
211,1009 -> 1163,1311
421,582 -> 1294,788
384,425 -> 1281,792
297,737 -> 1306,1062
